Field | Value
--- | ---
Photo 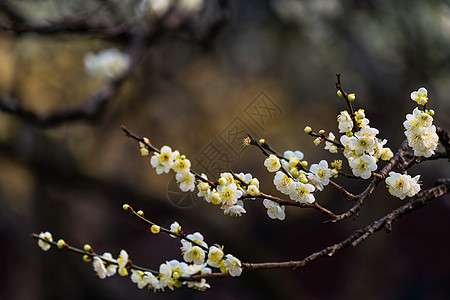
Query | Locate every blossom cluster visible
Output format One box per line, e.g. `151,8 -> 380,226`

142,141 -> 263,217
36,223 -> 243,292
137,0 -> 204,17
403,88 -> 439,158
145,144 -> 196,192
385,172 -> 421,200
84,48 -> 130,79
261,150 -> 339,220
337,108 -> 393,179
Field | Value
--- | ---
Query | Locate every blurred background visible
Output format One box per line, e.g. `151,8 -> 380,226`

1,0 -> 450,299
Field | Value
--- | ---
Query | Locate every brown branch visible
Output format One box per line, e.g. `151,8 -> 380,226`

0,25 -> 153,128
186,179 -> 450,281
330,139 -> 409,222
328,180 -> 357,200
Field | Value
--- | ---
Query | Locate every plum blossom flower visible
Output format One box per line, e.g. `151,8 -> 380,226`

137,0 -> 172,17
324,132 -> 338,153
222,254 -> 242,277
84,48 -> 130,79
403,107 -> 439,158
307,160 -> 332,191
337,110 -> 353,133
38,231 -> 53,251
150,146 -> 179,174
172,156 -> 191,174
178,0 -> 204,13
207,246 -> 224,268
273,171 -> 295,195
92,253 -> 117,279
131,269 -> 159,290
183,246 -> 206,265
348,155 -> 377,179
117,250 -> 129,276
264,154 -> 281,172
386,172 -> 421,200
289,181 -> 315,203
263,199 -> 286,220
176,172 -> 195,192
410,87 -> 428,106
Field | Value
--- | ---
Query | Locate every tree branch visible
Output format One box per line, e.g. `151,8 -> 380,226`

186,179 -> 450,281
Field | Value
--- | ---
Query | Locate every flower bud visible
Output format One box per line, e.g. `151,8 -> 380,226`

57,239 -> 66,249
304,126 -> 312,134
289,168 -> 299,178
337,90 -> 343,97
137,210 -> 144,216
301,161 -> 308,167
218,178 -> 227,185
83,255 -> 92,262
83,244 -> 92,252
300,174 -> 308,184
123,204 -> 130,211
150,225 -> 160,234
318,129 -> 325,135
348,93 -> 356,101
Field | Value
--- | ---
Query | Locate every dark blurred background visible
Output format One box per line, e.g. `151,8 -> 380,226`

1,0 -> 450,299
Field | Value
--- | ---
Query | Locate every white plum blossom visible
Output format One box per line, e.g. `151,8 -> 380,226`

348,154 -> 377,179
386,172 -> 421,200
84,48 -> 130,79
183,246 -> 206,265
178,0 -> 204,13
324,132 -> 338,153
117,249 -> 129,276
410,87 -> 428,106
181,232 -> 208,253
186,278 -> 210,291
137,0 -> 172,17
217,181 -> 243,207
403,107 -> 439,158
209,189 -> 222,205
38,231 -> 52,251
207,246 -> 224,268
150,146 -> 179,174
337,110 -> 353,133
224,202 -> 246,217
222,254 -> 242,277
187,263 -> 211,276
92,253 -> 117,279
92,257 -> 107,279
131,269 -> 158,289
307,160 -> 332,191
264,154 -> 281,172
175,172 -> 195,192
352,126 -> 379,155
170,221 -> 181,236
289,181 -> 315,203
283,150 -> 304,161
172,156 -> 191,174
273,171 -> 295,195
263,199 -> 286,220
158,262 -> 174,290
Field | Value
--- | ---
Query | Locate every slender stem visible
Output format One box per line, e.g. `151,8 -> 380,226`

125,206 -> 210,252
121,126 -> 213,185
335,73 -> 357,128
31,234 -> 158,274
